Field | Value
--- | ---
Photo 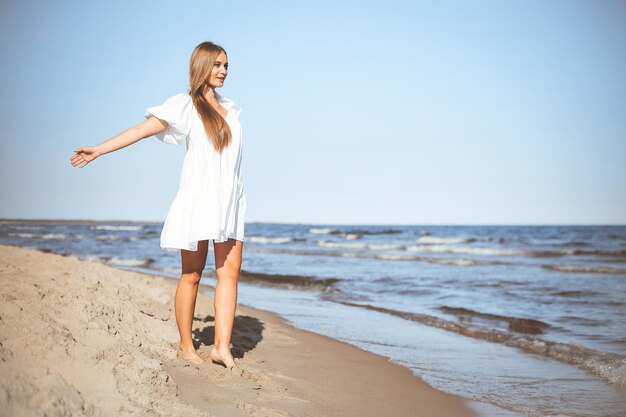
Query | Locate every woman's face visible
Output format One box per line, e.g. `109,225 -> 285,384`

209,51 -> 228,89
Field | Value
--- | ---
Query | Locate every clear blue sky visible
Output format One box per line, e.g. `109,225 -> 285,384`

1,0 -> 624,225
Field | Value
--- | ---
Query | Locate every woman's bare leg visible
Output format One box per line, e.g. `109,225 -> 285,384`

175,240 -> 209,364
210,238 -> 243,369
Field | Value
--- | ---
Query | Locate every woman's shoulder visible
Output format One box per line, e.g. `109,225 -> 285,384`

159,92 -> 193,112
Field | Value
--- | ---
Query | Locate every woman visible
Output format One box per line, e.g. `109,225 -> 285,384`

69,41 -> 246,370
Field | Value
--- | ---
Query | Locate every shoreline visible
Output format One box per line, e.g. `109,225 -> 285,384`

0,244 -> 488,416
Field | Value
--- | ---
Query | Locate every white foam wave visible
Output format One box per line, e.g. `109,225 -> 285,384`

435,258 -> 487,266
407,244 -> 525,256
79,255 -> 107,264
543,264 -> 626,275
367,243 -> 406,251
96,234 -> 121,240
247,236 -> 293,244
8,232 -> 66,239
92,225 -> 143,231
416,236 -> 476,245
375,253 -> 487,266
318,240 -> 367,249
329,298 -> 626,388
8,232 -> 36,238
376,254 -> 417,261
11,225 -> 44,230
105,257 -> 154,267
309,228 -> 336,235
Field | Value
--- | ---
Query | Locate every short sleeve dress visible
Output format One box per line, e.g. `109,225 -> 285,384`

144,91 -> 246,252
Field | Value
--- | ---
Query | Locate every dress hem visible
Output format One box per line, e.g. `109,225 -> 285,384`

160,235 -> 245,253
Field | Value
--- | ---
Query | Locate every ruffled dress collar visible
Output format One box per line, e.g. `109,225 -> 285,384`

215,91 -> 242,118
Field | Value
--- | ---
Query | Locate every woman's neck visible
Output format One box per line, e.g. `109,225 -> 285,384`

204,87 -> 218,103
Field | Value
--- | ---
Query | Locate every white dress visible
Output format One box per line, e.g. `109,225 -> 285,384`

144,91 -> 247,252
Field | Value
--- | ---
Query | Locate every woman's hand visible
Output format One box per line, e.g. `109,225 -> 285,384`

70,146 -> 101,169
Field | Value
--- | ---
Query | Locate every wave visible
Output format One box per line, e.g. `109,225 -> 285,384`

100,256 -> 156,268
416,236 -> 477,245
308,228 -> 336,235
94,235 -> 140,242
358,228 -> 402,235
96,234 -> 123,240
550,290 -> 602,297
438,305 -> 550,335
559,240 -> 591,247
407,244 -> 626,259
366,243 -> 407,251
566,248 -> 626,258
374,253 -> 500,266
318,240 -> 368,250
528,248 -> 626,258
407,244 -> 525,256
318,240 -> 406,250
10,225 -> 45,230
247,236 -> 295,244
8,232 -> 66,240
321,295 -> 626,388
244,246 -> 506,267
91,225 -> 143,231
467,279 -> 527,288
308,227 -> 402,236
239,269 -> 340,290
542,264 -> 626,275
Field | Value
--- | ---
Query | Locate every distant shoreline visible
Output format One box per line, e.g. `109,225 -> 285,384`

0,218 -> 160,225
1,218 -> 623,227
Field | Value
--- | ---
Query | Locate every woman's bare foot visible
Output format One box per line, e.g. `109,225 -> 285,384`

178,346 -> 204,365
210,345 -> 236,369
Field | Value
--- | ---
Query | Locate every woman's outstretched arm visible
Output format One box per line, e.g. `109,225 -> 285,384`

70,116 -> 169,169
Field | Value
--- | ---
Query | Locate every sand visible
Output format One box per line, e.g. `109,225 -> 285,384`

0,244 -> 480,417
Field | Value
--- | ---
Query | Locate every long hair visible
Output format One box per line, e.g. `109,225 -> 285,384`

188,41 -> 232,153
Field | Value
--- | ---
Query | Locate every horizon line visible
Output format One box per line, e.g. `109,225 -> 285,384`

0,217 -> 624,227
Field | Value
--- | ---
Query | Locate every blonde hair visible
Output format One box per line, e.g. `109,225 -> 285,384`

188,41 -> 232,153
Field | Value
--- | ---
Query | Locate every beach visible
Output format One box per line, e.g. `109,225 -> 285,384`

2,221 -> 625,416
0,243 -> 483,417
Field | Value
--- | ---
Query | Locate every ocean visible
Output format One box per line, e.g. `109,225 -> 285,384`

1,220 -> 624,417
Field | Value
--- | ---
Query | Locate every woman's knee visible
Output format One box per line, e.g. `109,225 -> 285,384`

215,266 -> 240,283
181,270 -> 203,285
